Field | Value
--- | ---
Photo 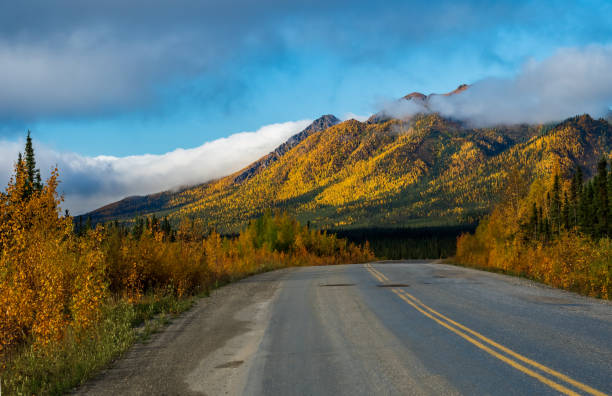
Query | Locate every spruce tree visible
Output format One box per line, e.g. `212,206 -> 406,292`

543,218 -> 551,240
608,166 -> 612,234
578,183 -> 590,235
529,203 -> 539,239
161,217 -> 172,235
539,206 -> 544,231
132,217 -> 144,239
595,158 -> 609,237
570,166 -> 583,227
562,192 -> 570,231
550,174 -> 562,235
586,182 -> 596,237
23,130 -> 42,198
16,152 -> 23,181
151,214 -> 159,233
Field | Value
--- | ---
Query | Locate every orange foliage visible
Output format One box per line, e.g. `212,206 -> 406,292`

104,212 -> 374,301
0,161 -> 107,351
455,168 -> 611,299
0,158 -> 373,356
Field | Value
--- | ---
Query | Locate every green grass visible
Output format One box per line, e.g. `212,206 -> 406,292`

1,294 -> 195,396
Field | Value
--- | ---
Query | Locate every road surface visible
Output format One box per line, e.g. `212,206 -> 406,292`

75,262 -> 612,396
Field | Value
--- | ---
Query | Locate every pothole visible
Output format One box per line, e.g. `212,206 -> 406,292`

215,360 -> 244,369
378,284 -> 409,287
319,283 -> 355,287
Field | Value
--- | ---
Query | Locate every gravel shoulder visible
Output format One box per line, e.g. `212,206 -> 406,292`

73,269 -> 291,396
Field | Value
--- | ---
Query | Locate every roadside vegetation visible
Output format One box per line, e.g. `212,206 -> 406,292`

0,134 -> 374,395
455,161 -> 612,299
334,226 -> 475,259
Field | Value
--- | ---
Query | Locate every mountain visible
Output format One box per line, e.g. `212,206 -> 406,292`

86,115 -> 340,224
85,101 -> 612,233
233,114 -> 340,184
367,84 -> 469,123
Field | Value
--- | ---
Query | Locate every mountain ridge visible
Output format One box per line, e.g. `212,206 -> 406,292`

233,114 -> 340,184
85,115 -> 341,223
85,96 -> 612,232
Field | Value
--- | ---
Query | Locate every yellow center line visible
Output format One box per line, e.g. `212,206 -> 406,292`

364,263 -> 388,282
364,264 -> 384,282
363,264 -> 607,396
397,290 -> 607,396
390,289 -> 581,396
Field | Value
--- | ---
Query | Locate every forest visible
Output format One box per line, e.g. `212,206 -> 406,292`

86,114 -> 612,237
0,134 -> 373,395
334,225 -> 475,259
455,162 -> 612,298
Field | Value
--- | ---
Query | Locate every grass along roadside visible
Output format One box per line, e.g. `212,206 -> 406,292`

1,292 -> 198,396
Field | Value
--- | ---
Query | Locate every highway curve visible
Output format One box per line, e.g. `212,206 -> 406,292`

75,262 -> 612,396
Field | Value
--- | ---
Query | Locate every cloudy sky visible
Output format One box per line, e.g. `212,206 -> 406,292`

1,0 -> 612,213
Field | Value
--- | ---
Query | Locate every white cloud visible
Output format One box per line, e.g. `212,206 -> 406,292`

0,31 -> 188,119
0,119 -> 311,214
384,45 -> 612,126
342,112 -> 371,122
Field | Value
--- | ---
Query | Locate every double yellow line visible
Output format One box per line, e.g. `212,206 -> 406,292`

364,263 -> 607,396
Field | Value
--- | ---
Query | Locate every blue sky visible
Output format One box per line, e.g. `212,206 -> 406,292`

1,0 -> 612,212
0,0 -> 609,155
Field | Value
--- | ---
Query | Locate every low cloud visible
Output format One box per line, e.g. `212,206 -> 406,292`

384,45 -> 612,126
0,119 -> 311,214
342,112 -> 371,122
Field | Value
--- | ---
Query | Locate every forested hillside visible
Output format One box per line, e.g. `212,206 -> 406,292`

87,112 -> 612,234
456,157 -> 612,298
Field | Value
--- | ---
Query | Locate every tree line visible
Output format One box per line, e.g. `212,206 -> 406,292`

524,159 -> 611,240
456,161 -> 612,299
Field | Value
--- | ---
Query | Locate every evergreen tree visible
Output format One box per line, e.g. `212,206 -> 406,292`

586,182 -> 596,236
608,167 -> 612,234
562,192 -> 570,230
550,174 -> 562,235
578,183 -> 589,233
151,214 -> 159,233
543,217 -> 551,240
132,217 -> 144,239
594,159 -> 609,237
24,130 -> 42,198
538,206 -> 544,240
529,203 -> 539,239
570,166 -> 582,227
161,217 -> 172,235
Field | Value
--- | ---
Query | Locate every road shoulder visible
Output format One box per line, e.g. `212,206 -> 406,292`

73,268 -> 291,396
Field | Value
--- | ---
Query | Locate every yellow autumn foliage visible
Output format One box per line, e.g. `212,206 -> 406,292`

0,159 -> 373,356
0,161 -> 107,351
455,167 -> 611,299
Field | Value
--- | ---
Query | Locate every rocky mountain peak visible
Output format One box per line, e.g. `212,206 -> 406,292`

368,84 -> 470,123
232,114 -> 340,184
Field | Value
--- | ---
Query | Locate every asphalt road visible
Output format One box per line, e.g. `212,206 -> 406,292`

75,262 -> 612,396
